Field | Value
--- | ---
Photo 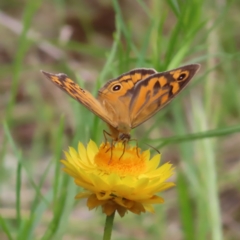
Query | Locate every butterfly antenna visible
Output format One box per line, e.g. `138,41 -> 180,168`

144,143 -> 161,154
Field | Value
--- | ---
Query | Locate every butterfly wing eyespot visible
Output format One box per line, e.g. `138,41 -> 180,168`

112,84 -> 121,91
178,72 -> 187,80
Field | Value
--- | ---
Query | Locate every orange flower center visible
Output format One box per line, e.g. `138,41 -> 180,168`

94,143 -> 147,177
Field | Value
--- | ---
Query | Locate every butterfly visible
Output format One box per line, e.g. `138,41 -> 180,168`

41,64 -> 200,144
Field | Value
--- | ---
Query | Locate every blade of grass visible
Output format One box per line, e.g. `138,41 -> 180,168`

149,124 -> 240,148
0,215 -> 14,240
5,0 -> 41,123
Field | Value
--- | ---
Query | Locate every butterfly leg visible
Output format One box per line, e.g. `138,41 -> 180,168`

103,130 -> 116,163
135,140 -> 140,158
107,140 -> 117,164
103,130 -> 113,148
127,138 -> 140,158
106,144 -> 112,164
119,141 -> 126,160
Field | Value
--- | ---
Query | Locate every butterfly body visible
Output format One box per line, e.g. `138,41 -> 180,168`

41,64 -> 200,143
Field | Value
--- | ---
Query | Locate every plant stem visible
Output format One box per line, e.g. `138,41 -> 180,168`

103,211 -> 115,240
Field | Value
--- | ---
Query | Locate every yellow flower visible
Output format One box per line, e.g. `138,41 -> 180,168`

61,140 -> 175,217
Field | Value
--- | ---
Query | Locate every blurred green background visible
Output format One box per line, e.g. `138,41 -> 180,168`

1,0 -> 240,239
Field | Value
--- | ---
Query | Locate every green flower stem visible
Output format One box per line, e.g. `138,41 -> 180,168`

103,211 -> 115,240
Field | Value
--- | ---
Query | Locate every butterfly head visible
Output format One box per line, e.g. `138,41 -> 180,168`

118,132 -> 131,143
116,122 -> 131,143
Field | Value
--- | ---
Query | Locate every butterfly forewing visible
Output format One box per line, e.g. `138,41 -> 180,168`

129,64 -> 200,128
41,71 -> 117,128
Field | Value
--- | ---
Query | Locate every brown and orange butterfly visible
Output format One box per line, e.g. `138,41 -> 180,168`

41,64 -> 200,143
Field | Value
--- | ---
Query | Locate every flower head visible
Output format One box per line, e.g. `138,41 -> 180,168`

61,140 -> 175,217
